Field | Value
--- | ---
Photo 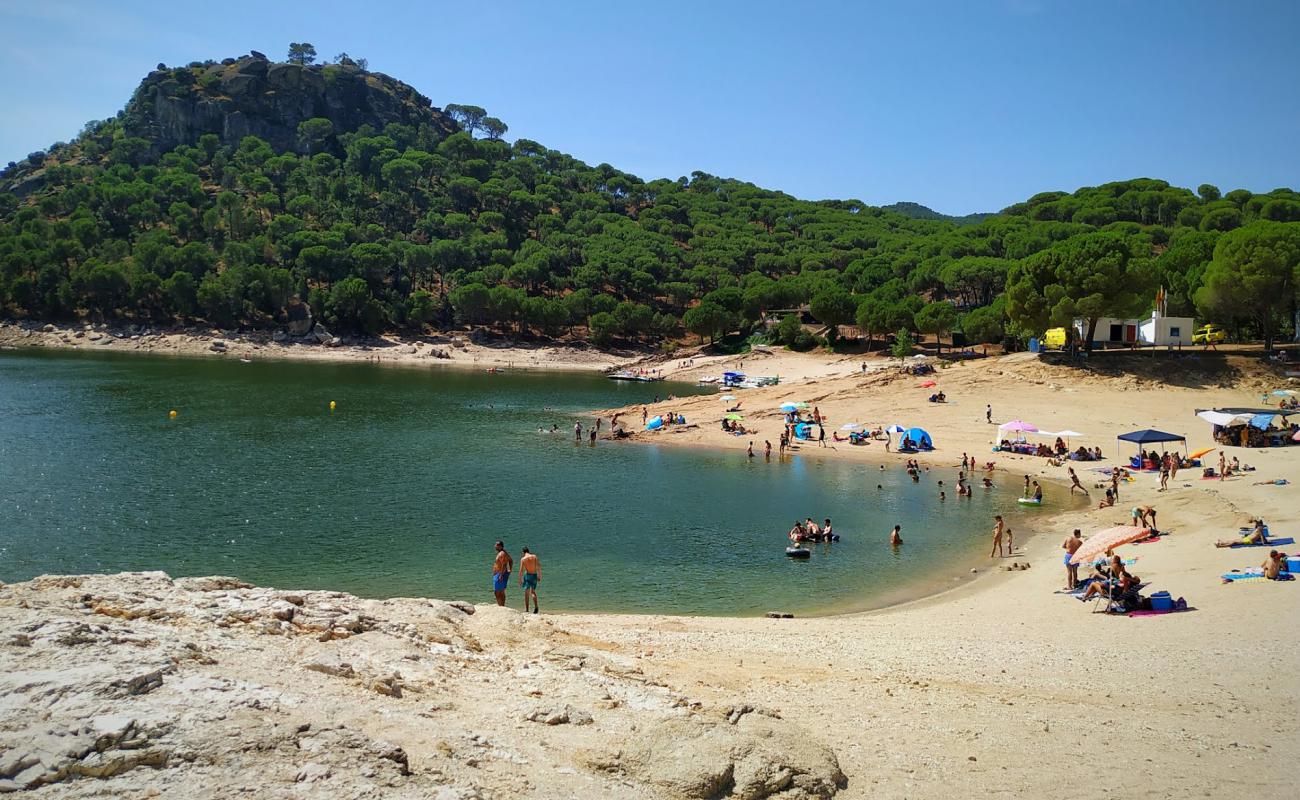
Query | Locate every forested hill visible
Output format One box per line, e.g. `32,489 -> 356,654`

881,202 -> 993,227
2,47 -> 1299,351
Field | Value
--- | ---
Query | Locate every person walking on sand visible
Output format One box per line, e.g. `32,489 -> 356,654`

890,525 -> 903,546
492,541 -> 513,606
1111,469 -> 1120,501
1218,451 -> 1226,481
1006,527 -> 1014,553
642,407 -> 648,425
1063,529 -> 1084,589
1159,454 -> 1170,491
519,547 -> 541,613
818,424 -> 826,447
990,515 -> 1005,557
1068,467 -> 1089,495
986,404 -> 993,424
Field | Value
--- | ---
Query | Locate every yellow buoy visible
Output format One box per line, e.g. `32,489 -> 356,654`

329,400 -> 337,411
168,409 -> 178,419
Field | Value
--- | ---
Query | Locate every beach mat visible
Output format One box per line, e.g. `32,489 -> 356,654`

1128,609 -> 1191,617
1228,537 -> 1294,548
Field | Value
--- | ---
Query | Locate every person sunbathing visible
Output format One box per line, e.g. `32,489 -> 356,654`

1216,520 -> 1269,547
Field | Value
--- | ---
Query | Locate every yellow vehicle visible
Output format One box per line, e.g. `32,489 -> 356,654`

1042,327 -> 1068,350
1192,324 -> 1226,345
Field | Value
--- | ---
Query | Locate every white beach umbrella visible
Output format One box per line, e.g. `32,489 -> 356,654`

885,424 -> 906,433
840,422 -> 861,430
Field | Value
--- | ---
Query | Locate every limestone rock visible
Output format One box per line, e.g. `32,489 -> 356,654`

603,714 -> 845,799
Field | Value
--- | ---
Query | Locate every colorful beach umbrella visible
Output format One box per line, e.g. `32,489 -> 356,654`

999,420 -> 1038,432
1272,389 -> 1297,397
1189,447 -> 1215,460
724,413 -> 744,421
1069,526 -> 1151,565
779,402 -> 799,413
885,424 -> 906,433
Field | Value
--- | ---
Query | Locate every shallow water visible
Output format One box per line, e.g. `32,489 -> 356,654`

0,349 -> 1065,615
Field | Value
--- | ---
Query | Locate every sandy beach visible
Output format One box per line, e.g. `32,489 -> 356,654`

2,341 -> 1297,797
0,319 -> 633,373
577,344 -> 1300,796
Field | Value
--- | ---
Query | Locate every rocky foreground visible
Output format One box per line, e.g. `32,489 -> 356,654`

0,572 -> 844,798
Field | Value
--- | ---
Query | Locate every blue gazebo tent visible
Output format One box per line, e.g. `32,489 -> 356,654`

1117,428 -> 1186,466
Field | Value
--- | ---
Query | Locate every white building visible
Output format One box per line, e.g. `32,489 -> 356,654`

1074,315 -> 1193,347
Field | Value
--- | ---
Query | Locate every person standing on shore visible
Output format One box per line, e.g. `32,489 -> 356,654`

990,515 -> 1005,557
1218,451 -> 1226,481
492,541 -> 513,607
818,424 -> 826,447
1111,469 -> 1121,500
1063,529 -> 1083,589
986,404 -> 993,424
764,440 -> 772,460
747,441 -> 754,459
519,547 -> 541,613
642,407 -> 648,425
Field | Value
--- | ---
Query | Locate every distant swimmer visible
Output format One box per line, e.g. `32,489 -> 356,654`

492,541 -> 513,607
890,525 -> 903,546
520,547 -> 541,613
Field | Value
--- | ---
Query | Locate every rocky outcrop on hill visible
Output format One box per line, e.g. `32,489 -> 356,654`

0,572 -> 845,798
121,53 -> 460,155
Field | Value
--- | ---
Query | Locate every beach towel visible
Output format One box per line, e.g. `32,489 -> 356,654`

1128,608 -> 1189,617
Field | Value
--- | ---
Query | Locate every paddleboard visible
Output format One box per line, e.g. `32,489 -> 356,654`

1017,497 -> 1043,506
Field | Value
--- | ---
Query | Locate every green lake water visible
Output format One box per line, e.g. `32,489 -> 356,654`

0,349 -> 1057,615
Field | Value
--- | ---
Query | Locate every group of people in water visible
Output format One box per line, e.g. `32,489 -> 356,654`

788,517 -> 837,543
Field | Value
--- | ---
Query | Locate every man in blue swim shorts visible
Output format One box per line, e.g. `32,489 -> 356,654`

519,547 -> 541,613
1062,529 -> 1083,590
492,541 -> 513,606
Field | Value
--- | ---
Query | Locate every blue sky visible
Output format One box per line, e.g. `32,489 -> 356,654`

1,0 -> 1296,213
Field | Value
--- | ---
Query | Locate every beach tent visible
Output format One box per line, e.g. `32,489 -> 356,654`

1117,429 -> 1187,463
903,427 -> 934,450
1196,410 -> 1251,427
794,423 -> 814,439
646,416 -> 664,431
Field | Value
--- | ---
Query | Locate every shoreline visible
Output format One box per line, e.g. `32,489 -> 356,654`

0,319 -> 636,373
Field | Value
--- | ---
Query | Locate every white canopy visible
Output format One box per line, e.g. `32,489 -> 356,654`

1197,410 -> 1252,427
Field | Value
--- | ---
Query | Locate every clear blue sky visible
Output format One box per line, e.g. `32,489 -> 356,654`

2,0 -> 1297,213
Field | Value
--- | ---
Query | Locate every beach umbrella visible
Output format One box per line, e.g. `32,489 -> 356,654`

1189,447 -> 1215,460
840,422 -> 861,430
724,413 -> 744,421
885,424 -> 906,433
1272,389 -> 1297,396
720,394 -> 736,401
779,402 -> 799,413
999,420 -> 1038,432
1069,526 -> 1150,565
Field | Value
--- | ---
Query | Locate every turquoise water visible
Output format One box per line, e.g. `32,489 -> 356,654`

0,349 -> 1052,615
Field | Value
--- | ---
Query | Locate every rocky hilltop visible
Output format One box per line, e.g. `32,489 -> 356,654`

0,572 -> 844,798
120,53 -> 461,156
